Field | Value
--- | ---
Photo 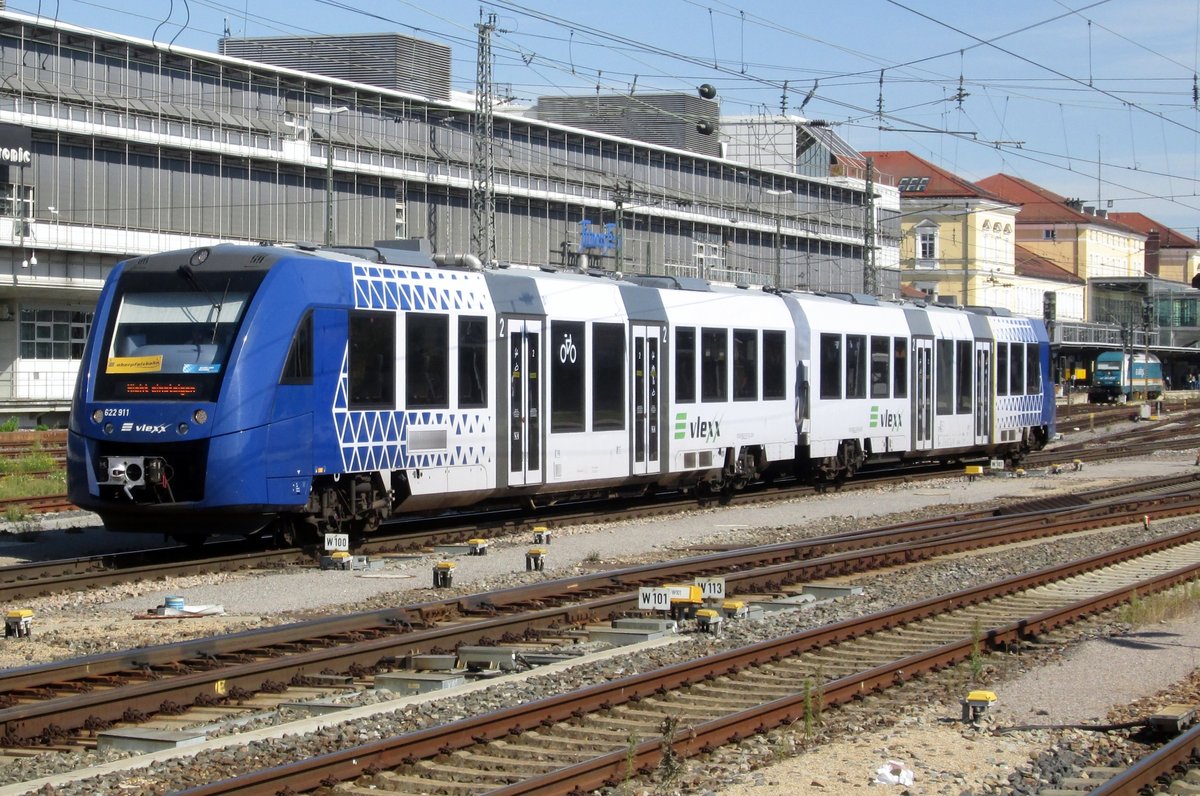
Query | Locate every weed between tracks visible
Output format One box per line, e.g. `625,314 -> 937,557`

0,447 -> 65,502
1120,581 -> 1200,625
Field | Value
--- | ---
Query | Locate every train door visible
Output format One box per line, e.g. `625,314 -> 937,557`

912,337 -> 933,450
505,318 -> 542,487
974,342 -> 991,445
631,324 -> 663,476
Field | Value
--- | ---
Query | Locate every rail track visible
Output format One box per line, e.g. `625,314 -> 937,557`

0,425 -> 1195,792
2,405 -> 1190,528
2,436 -> 1199,605
0,476 -> 1195,752
1086,721 -> 1200,794
162,530 -> 1200,795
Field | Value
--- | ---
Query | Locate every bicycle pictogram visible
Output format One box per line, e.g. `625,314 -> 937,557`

558,333 -> 578,364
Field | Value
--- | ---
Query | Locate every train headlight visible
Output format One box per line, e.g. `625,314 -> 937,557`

103,423 -> 114,435
91,409 -> 103,424
177,422 -> 189,435
192,409 -> 208,425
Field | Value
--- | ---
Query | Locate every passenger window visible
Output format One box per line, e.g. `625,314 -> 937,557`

870,335 -> 889,398
405,313 -> 449,408
733,329 -> 758,401
1009,343 -> 1025,395
280,310 -> 312,385
846,334 -> 866,399
935,339 -> 954,415
819,333 -> 841,400
348,311 -> 395,408
892,337 -> 907,398
1025,344 -> 1041,394
701,327 -> 728,402
592,323 -> 625,430
996,343 -> 1009,397
675,327 -> 696,404
762,330 -> 786,400
457,316 -> 487,408
551,320 -> 586,432
956,340 -> 972,414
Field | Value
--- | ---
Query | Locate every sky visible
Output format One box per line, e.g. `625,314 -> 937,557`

10,0 -> 1200,237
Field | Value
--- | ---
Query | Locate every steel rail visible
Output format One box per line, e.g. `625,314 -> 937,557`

1089,721 -> 1200,794
0,481 -> 1191,691
1,494 -> 1199,745
174,534 -> 1200,795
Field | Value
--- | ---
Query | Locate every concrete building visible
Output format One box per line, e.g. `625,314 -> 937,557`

0,10 -> 883,426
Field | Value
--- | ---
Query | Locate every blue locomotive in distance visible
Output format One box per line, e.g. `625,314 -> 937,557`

69,241 -> 1055,544
1087,351 -> 1164,404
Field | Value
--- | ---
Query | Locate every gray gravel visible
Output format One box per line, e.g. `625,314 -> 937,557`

1,452 -> 1197,794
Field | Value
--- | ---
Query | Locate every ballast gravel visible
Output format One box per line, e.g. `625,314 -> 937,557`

0,448 -> 1198,794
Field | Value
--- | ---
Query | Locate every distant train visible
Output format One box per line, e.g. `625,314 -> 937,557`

1088,351 -> 1164,404
66,242 -> 1055,544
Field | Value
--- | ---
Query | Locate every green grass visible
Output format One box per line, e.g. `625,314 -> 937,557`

0,472 -> 66,500
0,449 -> 66,500
0,449 -> 58,475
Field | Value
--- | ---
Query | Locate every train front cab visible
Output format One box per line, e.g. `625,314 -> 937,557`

67,245 -> 307,537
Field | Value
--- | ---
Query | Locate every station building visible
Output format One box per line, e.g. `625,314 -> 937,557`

0,11 -> 891,426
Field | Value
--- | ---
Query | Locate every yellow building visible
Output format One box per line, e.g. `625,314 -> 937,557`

1107,212 -> 1200,287
864,152 -> 1082,319
975,175 -> 1146,320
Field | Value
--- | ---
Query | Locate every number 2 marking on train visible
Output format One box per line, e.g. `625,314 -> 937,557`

498,317 -> 506,338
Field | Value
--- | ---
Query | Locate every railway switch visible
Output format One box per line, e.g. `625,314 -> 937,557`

4,609 -> 32,639
468,538 -> 488,555
432,561 -> 455,588
960,690 -> 997,722
532,527 -> 552,545
695,608 -> 722,634
525,548 -> 546,571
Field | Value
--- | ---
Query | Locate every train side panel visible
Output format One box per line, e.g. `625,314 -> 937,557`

790,295 -> 912,478
983,313 -> 1054,456
337,263 -> 498,511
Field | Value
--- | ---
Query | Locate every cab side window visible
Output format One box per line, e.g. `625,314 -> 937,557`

280,310 -> 312,385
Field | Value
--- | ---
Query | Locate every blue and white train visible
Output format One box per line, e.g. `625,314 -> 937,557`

66,242 -> 1055,543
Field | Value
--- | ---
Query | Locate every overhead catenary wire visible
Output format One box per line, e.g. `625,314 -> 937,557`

9,0 -> 1200,226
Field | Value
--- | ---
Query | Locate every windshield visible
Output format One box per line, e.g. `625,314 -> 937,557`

94,268 -> 264,402
106,293 -> 247,374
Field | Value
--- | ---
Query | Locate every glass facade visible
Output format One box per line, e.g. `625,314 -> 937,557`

19,308 -> 91,360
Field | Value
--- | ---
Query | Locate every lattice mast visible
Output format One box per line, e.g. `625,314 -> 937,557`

862,156 -> 877,296
471,13 -> 497,265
